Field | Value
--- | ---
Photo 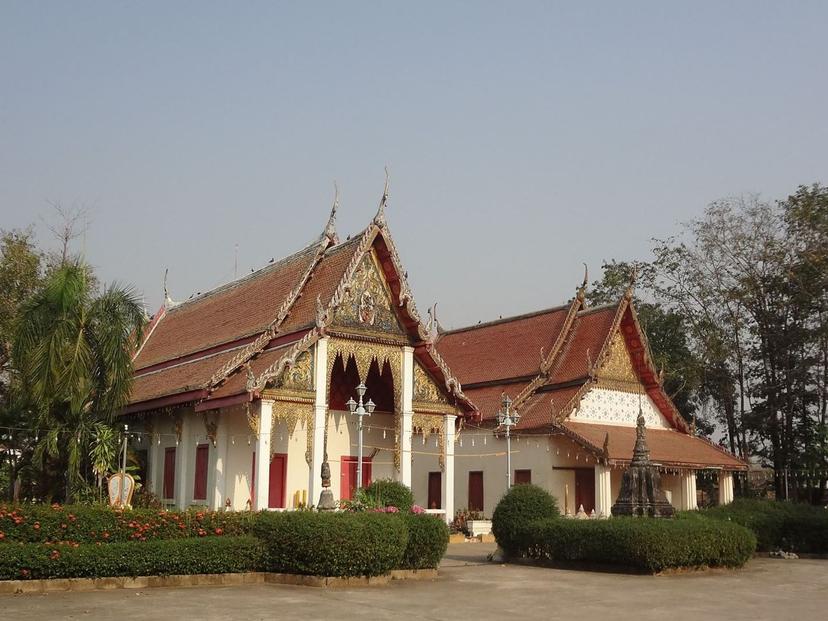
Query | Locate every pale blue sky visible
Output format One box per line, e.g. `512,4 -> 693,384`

1,2 -> 826,328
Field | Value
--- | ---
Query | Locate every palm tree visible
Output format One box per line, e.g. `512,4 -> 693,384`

13,261 -> 144,501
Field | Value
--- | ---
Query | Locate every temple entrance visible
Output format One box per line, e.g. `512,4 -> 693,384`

574,468 -> 595,513
340,456 -> 372,500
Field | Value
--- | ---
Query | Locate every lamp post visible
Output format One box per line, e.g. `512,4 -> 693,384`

496,394 -> 520,490
346,382 -> 376,491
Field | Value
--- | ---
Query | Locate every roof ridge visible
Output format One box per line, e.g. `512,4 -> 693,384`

576,302 -> 620,316
440,304 -> 572,336
165,235 -> 326,314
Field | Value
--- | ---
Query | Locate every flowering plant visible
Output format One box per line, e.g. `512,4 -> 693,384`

411,505 -> 426,514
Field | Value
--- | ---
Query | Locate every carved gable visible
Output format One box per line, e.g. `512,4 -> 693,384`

276,350 -> 314,394
331,251 -> 406,337
595,331 -> 640,393
413,361 -> 447,404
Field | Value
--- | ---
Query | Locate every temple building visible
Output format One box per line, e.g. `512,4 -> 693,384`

436,282 -> 746,517
124,191 -> 476,521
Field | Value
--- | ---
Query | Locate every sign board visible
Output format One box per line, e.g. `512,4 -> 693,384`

107,472 -> 135,508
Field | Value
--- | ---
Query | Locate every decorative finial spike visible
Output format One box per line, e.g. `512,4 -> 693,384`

374,166 -> 390,226
163,268 -> 175,307
324,181 -> 340,244
577,262 -> 589,303
624,265 -> 638,300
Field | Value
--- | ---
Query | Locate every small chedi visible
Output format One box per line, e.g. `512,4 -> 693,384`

610,409 -> 675,517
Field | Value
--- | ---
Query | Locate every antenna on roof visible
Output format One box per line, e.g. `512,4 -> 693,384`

324,181 -> 340,244
373,167 -> 390,227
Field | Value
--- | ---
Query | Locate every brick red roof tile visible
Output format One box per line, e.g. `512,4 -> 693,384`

206,344 -> 296,401
131,348 -> 240,404
465,382 -> 533,421
437,306 -> 570,386
561,421 -> 747,469
547,305 -> 617,384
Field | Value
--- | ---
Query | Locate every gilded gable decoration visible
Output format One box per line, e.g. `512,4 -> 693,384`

331,252 -> 404,336
277,350 -> 314,394
595,331 -> 642,393
413,361 -> 447,404
326,337 -> 400,383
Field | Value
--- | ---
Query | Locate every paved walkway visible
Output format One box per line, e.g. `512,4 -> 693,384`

3,544 -> 827,620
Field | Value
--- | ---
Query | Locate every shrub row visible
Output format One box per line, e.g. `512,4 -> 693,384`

254,511 -> 448,576
492,484 -> 560,557
701,499 -> 828,553
0,536 -> 262,581
510,516 -> 756,572
0,504 -> 253,544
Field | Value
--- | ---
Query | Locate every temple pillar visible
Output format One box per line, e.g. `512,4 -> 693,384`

254,399 -> 273,511
147,417 -> 159,495
441,414 -> 456,524
400,346 -> 414,488
212,417 -> 229,511
718,471 -> 735,506
309,337 -> 329,506
175,416 -> 192,510
594,464 -> 613,517
680,470 -> 698,510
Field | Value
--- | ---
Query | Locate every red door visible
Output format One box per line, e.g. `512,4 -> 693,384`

515,469 -> 532,485
193,444 -> 209,500
340,456 -> 372,500
428,472 -> 442,510
163,447 -> 176,499
574,469 -> 595,513
268,454 -> 287,508
468,471 -> 484,512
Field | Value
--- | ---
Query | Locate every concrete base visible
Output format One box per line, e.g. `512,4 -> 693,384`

0,569 -> 438,596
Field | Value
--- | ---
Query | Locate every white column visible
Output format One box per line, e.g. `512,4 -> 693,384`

212,418 -> 229,511
147,416 -> 159,495
718,471 -> 735,505
400,346 -> 414,488
680,470 -> 698,511
442,414 -> 456,524
175,415 -> 192,510
309,337 -> 329,506
254,399 -> 273,511
594,464 -> 613,517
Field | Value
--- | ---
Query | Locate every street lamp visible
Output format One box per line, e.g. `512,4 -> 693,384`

346,382 -> 376,491
496,394 -> 520,490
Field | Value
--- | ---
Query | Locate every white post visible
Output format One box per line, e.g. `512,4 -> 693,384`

680,470 -> 698,511
309,337 -> 328,505
175,416 -> 192,510
594,464 -> 613,517
442,414 -> 456,524
147,417 -> 159,495
718,471 -> 735,505
254,400 -> 274,511
212,418 -> 228,511
400,346 -> 414,488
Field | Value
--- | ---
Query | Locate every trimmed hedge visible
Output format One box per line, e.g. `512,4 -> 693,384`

401,514 -> 449,569
701,499 -> 828,553
0,504 -> 252,544
512,517 -> 756,572
492,484 -> 559,556
363,479 -> 415,512
0,536 -> 262,580
254,511 -> 408,577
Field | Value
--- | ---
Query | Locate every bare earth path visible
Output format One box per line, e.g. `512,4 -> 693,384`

4,544 -> 827,620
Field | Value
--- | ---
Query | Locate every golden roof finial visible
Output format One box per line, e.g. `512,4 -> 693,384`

624,265 -> 638,300
373,166 -> 390,227
323,181 -> 340,244
576,262 -> 589,303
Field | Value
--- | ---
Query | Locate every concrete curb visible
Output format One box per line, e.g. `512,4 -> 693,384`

0,569 -> 438,595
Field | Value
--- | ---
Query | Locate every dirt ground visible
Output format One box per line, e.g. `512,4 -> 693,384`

3,543 -> 827,620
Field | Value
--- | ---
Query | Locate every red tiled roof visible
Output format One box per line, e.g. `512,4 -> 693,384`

134,242 -> 320,371
206,344 -> 296,401
131,348 -> 240,404
547,305 -> 617,385
437,306 -> 570,386
516,385 -> 582,430
561,421 -> 747,470
465,382 -> 533,421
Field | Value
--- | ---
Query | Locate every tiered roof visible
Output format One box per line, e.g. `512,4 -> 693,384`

127,199 -> 476,417
437,284 -> 747,470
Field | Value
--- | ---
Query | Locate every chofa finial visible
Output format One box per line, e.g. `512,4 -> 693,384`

624,265 -> 638,300
163,268 -> 176,308
324,181 -> 340,244
374,167 -> 390,226
577,262 -> 589,303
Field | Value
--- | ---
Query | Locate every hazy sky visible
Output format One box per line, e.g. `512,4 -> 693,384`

2,2 -> 826,329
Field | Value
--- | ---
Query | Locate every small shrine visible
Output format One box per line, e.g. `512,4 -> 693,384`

610,410 -> 675,518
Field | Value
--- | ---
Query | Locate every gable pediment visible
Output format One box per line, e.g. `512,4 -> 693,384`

595,330 -> 641,392
331,250 -> 406,338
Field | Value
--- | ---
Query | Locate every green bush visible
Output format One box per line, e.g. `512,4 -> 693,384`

701,499 -> 828,553
492,484 -> 559,556
363,479 -> 415,512
254,511 -> 408,577
0,536 -> 262,580
512,516 -> 756,572
0,504 -> 253,544
401,514 -> 449,569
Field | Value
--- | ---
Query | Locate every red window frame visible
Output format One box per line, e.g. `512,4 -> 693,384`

193,444 -> 209,501
163,447 -> 176,499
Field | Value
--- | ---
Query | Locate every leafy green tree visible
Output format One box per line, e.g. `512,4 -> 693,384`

12,261 -> 145,501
